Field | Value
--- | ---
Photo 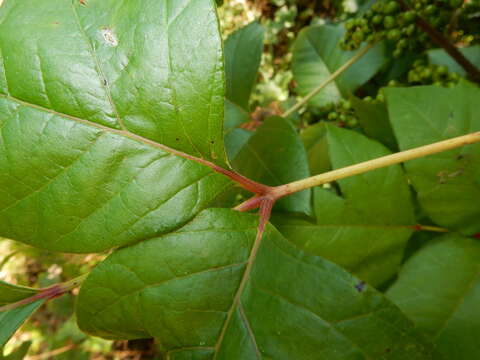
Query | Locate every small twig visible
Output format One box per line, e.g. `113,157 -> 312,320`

396,0 -> 480,82
25,344 -> 76,360
283,43 -> 374,118
232,132 -> 480,210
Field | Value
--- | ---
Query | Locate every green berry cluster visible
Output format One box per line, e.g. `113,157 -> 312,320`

322,99 -> 359,127
406,60 -> 460,86
341,0 -> 466,57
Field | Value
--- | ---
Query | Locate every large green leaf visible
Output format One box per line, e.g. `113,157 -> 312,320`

292,24 -> 386,108
224,21 -> 265,110
0,281 -> 38,306
232,116 -> 312,215
224,99 -> 252,162
300,122 -> 330,175
0,0 -> 231,253
276,125 -> 415,285
387,235 -> 480,360
77,208 -> 436,359
385,81 -> 480,235
0,300 -> 44,348
351,96 -> 398,150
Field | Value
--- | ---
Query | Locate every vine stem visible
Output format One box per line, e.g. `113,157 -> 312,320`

233,132 -> 480,212
283,43 -> 374,118
395,0 -> 480,82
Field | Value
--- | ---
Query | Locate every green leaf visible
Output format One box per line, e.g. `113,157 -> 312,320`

292,24 -> 386,108
0,300 -> 44,348
385,81 -> 480,235
0,0 -> 231,253
0,281 -> 38,306
232,116 -> 312,215
0,0 -> 226,164
224,21 -> 265,110
224,99 -> 253,162
300,122 -> 330,175
77,209 -> 436,359
351,96 -> 398,150
428,46 -> 480,76
387,235 -> 480,360
276,125 -> 415,285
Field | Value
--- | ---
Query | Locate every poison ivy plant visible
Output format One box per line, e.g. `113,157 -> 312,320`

77,209 -> 437,359
292,24 -> 386,108
0,0 -> 479,358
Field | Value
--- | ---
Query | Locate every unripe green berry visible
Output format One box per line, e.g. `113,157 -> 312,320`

339,114 -> 347,122
384,1 -> 399,14
405,24 -> 416,35
383,16 -> 396,29
387,29 -> 401,41
372,14 -> 383,25
436,65 -> 448,75
425,4 -> 436,15
352,31 -> 365,43
328,112 -> 338,120
393,48 -> 403,58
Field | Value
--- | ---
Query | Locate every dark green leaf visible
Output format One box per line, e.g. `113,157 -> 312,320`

77,209 -> 436,359
224,99 -> 253,162
0,281 -> 38,306
276,125 -> 415,285
0,300 -> 44,348
292,24 -> 386,108
428,46 -> 480,76
351,96 -> 398,150
387,235 -> 480,360
224,21 -> 265,110
300,122 -> 331,175
0,0 -> 231,253
232,116 -> 312,215
385,81 -> 480,235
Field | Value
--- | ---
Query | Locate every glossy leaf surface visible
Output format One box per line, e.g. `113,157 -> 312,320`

388,235 -> 480,360
77,209 -> 436,359
386,81 -> 480,235
0,0 -> 231,253
292,24 -> 386,107
276,126 -> 415,285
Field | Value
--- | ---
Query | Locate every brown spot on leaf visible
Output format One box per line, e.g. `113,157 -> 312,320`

79,0 -> 87,4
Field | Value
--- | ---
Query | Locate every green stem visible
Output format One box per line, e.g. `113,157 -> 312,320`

283,43 -> 374,118
270,131 -> 480,199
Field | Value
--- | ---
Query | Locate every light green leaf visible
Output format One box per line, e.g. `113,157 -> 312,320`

387,235 -> 480,360
0,300 -> 44,348
0,0 -> 231,253
276,125 -> 415,285
385,81 -> 480,235
0,281 -> 38,306
300,122 -> 330,175
292,24 -> 386,108
77,209 -> 436,359
351,96 -> 398,150
428,46 -> 480,77
224,21 -> 265,110
232,116 -> 312,215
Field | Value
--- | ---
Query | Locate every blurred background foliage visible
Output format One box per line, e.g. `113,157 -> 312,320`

2,0 -> 479,358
